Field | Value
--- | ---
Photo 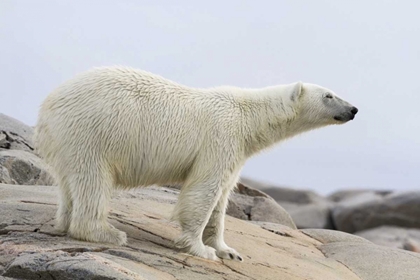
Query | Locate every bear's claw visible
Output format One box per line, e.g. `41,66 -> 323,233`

216,247 -> 243,262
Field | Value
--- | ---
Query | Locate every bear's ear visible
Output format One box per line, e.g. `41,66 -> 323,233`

290,81 -> 303,102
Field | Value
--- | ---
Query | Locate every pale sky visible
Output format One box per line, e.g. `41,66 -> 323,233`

1,1 -> 419,194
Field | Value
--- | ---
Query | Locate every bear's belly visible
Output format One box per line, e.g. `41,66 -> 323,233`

112,149 -> 197,188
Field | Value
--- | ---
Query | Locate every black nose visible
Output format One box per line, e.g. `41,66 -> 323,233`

351,107 -> 358,115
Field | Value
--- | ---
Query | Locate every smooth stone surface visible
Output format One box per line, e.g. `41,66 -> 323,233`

0,183 -> 374,280
332,191 -> 420,233
0,114 -> 34,153
355,225 -> 420,252
0,150 -> 54,185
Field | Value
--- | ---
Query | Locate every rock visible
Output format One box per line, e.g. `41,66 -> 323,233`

251,221 -> 295,236
227,192 -> 297,229
336,191 -> 384,206
320,241 -> 420,280
0,150 -> 54,185
303,229 -> 420,280
241,177 -> 323,204
328,189 -> 391,202
302,229 -> 371,244
233,182 -> 295,229
0,166 -> 12,184
0,133 -> 7,147
6,185 -> 420,279
355,226 -> 420,252
239,177 -> 274,190
0,114 -> 55,186
0,114 -> 34,153
262,187 -> 323,205
3,251 -> 143,280
404,239 -> 420,253
235,182 -> 269,198
285,203 -> 334,229
240,177 -> 333,229
332,191 -> 420,233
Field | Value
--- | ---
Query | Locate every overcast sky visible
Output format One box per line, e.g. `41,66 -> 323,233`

1,1 -> 419,195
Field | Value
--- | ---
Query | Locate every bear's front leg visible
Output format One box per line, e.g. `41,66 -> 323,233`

202,177 -> 243,262
173,175 -> 225,261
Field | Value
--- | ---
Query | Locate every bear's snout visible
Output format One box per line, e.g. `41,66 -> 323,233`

348,106 -> 358,120
334,106 -> 358,122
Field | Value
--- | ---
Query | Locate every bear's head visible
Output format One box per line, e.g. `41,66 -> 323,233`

290,82 -> 358,126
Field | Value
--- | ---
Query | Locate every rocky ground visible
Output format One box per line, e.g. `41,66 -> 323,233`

1,113 -> 420,279
3,184 -> 420,280
241,177 -> 420,251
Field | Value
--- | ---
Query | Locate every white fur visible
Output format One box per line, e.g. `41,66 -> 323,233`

34,66 -> 356,261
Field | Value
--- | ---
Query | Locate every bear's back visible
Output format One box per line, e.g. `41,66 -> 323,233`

34,67 -> 239,185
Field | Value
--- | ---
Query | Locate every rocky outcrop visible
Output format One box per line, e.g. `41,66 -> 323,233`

2,183 -> 420,280
242,177 -> 420,237
241,177 -> 333,229
227,192 -> 297,229
355,226 -> 420,252
226,182 -> 297,228
235,182 -> 269,198
328,189 -> 392,202
301,229 -> 420,279
0,114 -> 34,153
0,114 -> 54,186
282,202 -> 333,229
332,191 -> 420,233
0,150 -> 54,185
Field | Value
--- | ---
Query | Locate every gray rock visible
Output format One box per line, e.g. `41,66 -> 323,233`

0,150 -> 54,185
285,203 -> 334,229
241,177 -> 324,204
320,241 -> 420,280
3,183 -> 420,279
0,114 -> 34,153
235,182 -> 269,198
328,189 -> 391,202
263,187 -> 323,205
240,177 -> 333,229
0,165 -> 12,184
355,226 -> 420,252
227,192 -> 297,229
332,191 -> 420,233
336,191 -> 383,206
250,221 -> 294,236
3,251 -> 141,280
404,239 -> 420,253
239,177 -> 275,189
302,229 -> 371,244
0,133 -> 7,147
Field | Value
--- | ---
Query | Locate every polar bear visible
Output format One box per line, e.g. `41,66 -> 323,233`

34,66 -> 358,261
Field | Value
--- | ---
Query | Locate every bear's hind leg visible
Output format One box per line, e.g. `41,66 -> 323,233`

55,177 -> 73,233
67,168 -> 127,245
203,176 -> 243,261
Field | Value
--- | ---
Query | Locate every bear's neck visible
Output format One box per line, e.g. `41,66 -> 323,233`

235,86 -> 317,156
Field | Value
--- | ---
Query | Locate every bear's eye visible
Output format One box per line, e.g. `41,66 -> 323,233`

325,93 -> 333,99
